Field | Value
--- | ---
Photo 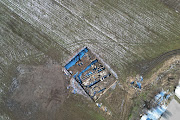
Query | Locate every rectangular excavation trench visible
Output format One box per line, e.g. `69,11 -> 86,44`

63,47 -> 117,102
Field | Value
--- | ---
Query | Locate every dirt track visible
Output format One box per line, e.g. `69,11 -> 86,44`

139,49 -> 180,76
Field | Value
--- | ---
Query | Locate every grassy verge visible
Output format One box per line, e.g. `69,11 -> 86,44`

174,95 -> 180,104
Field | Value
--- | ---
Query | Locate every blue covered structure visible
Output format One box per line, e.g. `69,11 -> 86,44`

140,76 -> 143,81
98,88 -> 106,93
65,47 -> 88,70
130,81 -> 134,84
72,59 -> 98,85
141,105 -> 166,120
141,91 -> 171,120
102,73 -> 111,79
155,91 -> 165,104
136,81 -> 141,89
77,59 -> 98,83
64,47 -> 117,102
98,67 -> 105,73
92,88 -> 106,97
86,71 -> 93,76
87,79 -> 101,88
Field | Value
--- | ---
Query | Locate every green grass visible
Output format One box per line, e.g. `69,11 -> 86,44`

174,95 -> 180,104
89,110 -> 106,120
56,94 -> 106,120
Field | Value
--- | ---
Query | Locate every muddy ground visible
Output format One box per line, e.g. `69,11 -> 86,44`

0,59 -> 106,120
2,60 -> 69,120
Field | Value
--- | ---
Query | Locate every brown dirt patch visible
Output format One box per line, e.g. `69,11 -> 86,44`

143,55 -> 180,88
11,60 -> 68,118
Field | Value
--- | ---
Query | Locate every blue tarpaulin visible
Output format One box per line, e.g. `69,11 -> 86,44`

102,73 -> 111,79
88,79 -> 101,87
98,88 -> 106,93
86,71 -> 93,76
141,91 -> 171,120
73,72 -> 78,79
136,81 -> 141,89
166,94 -> 170,99
130,81 -> 134,84
65,47 -> 88,70
141,105 -> 166,120
96,103 -> 102,108
77,59 -> 98,83
92,88 -> 106,97
140,76 -> 143,81
98,67 -> 105,73
154,91 -> 165,105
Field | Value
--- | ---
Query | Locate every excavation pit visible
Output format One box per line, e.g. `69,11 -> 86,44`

63,47 -> 117,102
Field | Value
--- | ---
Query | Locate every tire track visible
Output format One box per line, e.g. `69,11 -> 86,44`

140,49 -> 180,76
